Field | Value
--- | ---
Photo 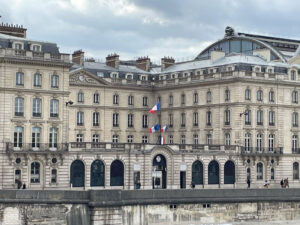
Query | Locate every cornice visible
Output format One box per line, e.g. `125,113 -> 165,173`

0,57 -> 71,68
0,87 -> 70,95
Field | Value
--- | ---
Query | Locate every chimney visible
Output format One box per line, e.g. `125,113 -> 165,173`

136,56 -> 151,72
72,50 -> 84,66
161,57 -> 175,71
106,53 -> 120,69
0,22 -> 27,38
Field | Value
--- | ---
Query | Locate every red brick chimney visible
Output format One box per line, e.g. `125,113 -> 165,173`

106,53 -> 120,69
72,50 -> 84,66
136,57 -> 151,72
0,22 -> 27,38
161,57 -> 175,71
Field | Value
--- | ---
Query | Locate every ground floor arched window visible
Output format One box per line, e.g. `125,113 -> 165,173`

293,162 -> 299,179
70,160 -> 85,187
192,160 -> 203,185
208,160 -> 219,184
110,160 -> 124,186
91,160 -> 105,186
30,162 -> 40,183
257,162 -> 263,180
224,160 -> 235,184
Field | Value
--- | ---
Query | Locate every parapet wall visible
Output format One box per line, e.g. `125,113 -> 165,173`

0,189 -> 300,225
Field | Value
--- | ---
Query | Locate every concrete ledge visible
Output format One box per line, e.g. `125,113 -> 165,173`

0,189 -> 299,206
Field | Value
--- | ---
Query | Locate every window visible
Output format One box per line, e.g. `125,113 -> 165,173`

49,127 -> 58,148
33,73 -> 41,87
51,169 -> 57,183
169,135 -> 173,144
32,127 -> 41,148
15,43 -> 22,49
169,95 -> 173,106
193,92 -> 198,104
181,135 -> 186,144
113,94 -> 119,105
193,112 -> 198,126
142,97 -> 148,106
128,114 -> 134,127
269,91 -> 274,102
50,99 -> 59,117
169,114 -> 173,128
77,111 -> 84,126
14,126 -> 23,148
268,134 -> 274,152
271,168 -> 275,180
245,89 -> 251,100
93,93 -> 99,104
16,72 -> 24,86
15,169 -> 21,184
269,111 -> 275,126
206,134 -> 212,145
142,115 -> 148,128
77,92 -> 84,103
92,134 -> 99,143
207,91 -> 212,103
51,75 -> 59,88
257,163 -> 263,180
93,112 -> 99,126
76,134 -> 83,142
257,90 -> 263,101
245,133 -> 251,151
257,110 -> 263,125
245,110 -> 251,125
181,113 -> 186,128
225,90 -> 230,101
113,113 -> 119,127
112,135 -> 119,143
292,91 -> 298,103
127,135 -> 133,143
142,135 -> 148,143
14,97 -> 24,116
293,112 -> 298,127
30,162 -> 40,183
32,98 -> 41,117
193,134 -> 198,145
128,95 -> 134,106
225,133 -> 231,145
206,111 -> 212,126
225,109 -> 230,125
181,94 -> 185,105
32,45 -> 41,52
257,134 -> 263,152
293,162 -> 299,179
291,70 -> 296,80
292,135 -> 298,153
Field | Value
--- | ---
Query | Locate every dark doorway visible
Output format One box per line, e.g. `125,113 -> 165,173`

70,160 -> 85,187
192,160 -> 203,185
208,160 -> 219,184
224,160 -> 235,184
110,160 -> 124,186
152,154 -> 167,189
90,160 -> 105,187
180,171 -> 186,189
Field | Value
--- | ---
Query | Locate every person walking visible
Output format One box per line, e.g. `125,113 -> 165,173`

286,178 -> 289,188
280,179 -> 283,188
247,178 -> 251,189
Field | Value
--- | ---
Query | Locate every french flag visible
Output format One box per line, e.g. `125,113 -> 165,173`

160,125 -> 168,133
149,124 -> 160,133
160,136 -> 165,145
149,101 -> 160,114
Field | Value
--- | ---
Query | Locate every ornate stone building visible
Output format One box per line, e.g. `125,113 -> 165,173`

1,24 -> 300,190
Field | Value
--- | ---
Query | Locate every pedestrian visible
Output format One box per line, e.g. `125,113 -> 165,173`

264,180 -> 269,188
286,178 -> 289,188
280,179 -> 283,188
247,178 -> 251,188
22,183 -> 26,189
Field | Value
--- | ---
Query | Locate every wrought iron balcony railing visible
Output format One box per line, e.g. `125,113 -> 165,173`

241,147 -> 283,155
6,143 -> 68,152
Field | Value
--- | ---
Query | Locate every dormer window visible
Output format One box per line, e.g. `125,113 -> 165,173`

32,45 -> 41,52
255,67 -> 260,72
291,70 -> 296,81
171,74 -> 176,79
268,68 -> 273,73
126,74 -> 133,80
159,76 -> 164,80
111,73 -> 118,79
14,43 -> 23,50
141,75 -> 147,81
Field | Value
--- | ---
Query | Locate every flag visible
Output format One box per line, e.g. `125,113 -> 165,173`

160,124 -> 168,133
149,124 -> 160,133
160,136 -> 165,144
149,101 -> 160,114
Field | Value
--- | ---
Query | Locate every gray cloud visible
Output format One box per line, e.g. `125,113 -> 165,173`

1,0 -> 300,62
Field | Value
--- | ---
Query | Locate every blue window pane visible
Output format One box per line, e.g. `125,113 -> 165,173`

230,40 -> 241,53
220,41 -> 229,54
242,40 -> 252,54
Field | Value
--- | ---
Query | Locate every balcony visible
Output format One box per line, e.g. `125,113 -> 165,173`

6,143 -> 68,153
292,148 -> 300,154
241,147 -> 283,155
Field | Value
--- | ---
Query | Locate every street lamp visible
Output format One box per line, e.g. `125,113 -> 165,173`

66,100 -> 73,106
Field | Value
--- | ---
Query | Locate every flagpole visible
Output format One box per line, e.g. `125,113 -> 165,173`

159,107 -> 162,145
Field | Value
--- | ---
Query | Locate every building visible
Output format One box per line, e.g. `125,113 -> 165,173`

1,23 -> 300,190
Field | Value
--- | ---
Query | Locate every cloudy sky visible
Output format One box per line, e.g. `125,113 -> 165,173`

1,0 -> 300,63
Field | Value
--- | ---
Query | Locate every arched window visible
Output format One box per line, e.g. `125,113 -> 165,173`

225,133 -> 230,145
30,162 -> 40,183
292,135 -> 298,153
225,109 -> 230,125
257,90 -> 263,101
70,160 -> 85,187
292,112 -> 298,127
32,98 -> 41,117
225,89 -> 230,101
207,91 -> 212,103
292,91 -> 298,103
293,162 -> 299,179
245,133 -> 251,151
91,160 -> 105,187
247,168 -> 251,180
193,92 -> 198,104
49,127 -> 58,148
245,109 -> 251,125
14,126 -> 23,148
192,161 -> 203,185
15,97 -> 24,116
268,134 -> 275,152
110,160 -> 124,186
208,160 -> 219,184
31,127 -> 41,148
256,134 -> 263,152
257,162 -> 263,180
269,90 -> 274,102
224,161 -> 235,184
291,70 -> 296,80
257,110 -> 263,125
245,89 -> 251,100
93,93 -> 99,103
